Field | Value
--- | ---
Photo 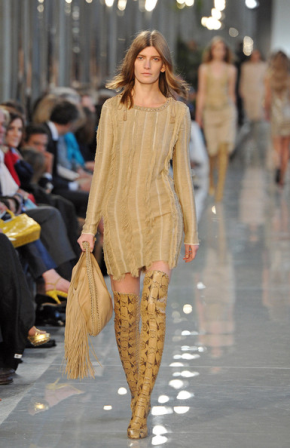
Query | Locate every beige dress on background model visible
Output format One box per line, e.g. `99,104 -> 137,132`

203,65 -> 237,156
269,75 -> 290,137
239,61 -> 267,121
82,95 -> 199,281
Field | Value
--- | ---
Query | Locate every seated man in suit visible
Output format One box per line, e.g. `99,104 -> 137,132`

42,101 -> 90,218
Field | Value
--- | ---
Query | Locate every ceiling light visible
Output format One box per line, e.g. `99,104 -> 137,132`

211,8 -> 222,19
145,0 -> 158,11
118,0 -> 127,10
245,0 -> 259,8
229,27 -> 239,37
214,0 -> 226,11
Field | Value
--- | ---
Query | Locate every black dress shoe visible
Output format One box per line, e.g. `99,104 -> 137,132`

0,376 -> 13,385
0,368 -> 15,377
35,303 -> 65,327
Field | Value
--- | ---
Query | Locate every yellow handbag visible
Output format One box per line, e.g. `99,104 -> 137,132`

0,209 -> 41,248
64,242 -> 113,380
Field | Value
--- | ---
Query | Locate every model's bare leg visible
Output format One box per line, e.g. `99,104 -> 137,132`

273,136 -> 282,183
110,273 -> 141,295
215,143 -> 229,202
208,155 -> 216,196
272,136 -> 282,167
111,273 -> 141,415
128,262 -> 170,439
279,136 -> 290,186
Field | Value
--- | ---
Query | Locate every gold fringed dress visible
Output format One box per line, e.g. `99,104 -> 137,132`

82,95 -> 199,281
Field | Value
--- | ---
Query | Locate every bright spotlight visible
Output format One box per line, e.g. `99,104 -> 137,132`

145,0 -> 158,11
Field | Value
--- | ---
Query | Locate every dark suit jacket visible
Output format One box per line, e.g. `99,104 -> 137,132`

43,122 -> 71,191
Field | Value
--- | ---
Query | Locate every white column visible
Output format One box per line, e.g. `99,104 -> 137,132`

271,0 -> 290,54
1,0 -> 11,101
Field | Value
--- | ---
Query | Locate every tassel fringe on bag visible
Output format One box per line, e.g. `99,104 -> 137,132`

64,242 -> 113,380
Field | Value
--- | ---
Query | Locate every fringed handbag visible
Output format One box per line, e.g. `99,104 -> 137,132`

64,242 -> 113,379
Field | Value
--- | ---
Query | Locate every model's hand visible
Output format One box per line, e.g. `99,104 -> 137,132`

77,233 -> 95,252
183,244 -> 199,263
195,114 -> 203,129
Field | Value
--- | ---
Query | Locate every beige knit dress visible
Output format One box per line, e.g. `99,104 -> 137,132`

239,61 -> 267,121
203,65 -> 237,156
82,94 -> 199,281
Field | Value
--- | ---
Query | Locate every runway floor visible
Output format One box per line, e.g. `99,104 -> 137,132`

1,122 -> 290,448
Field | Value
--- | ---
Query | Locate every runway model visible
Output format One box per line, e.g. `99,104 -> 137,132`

78,30 -> 199,439
265,51 -> 290,187
196,37 -> 237,201
239,49 -> 267,122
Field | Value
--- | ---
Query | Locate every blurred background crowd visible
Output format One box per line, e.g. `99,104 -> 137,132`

0,0 -> 289,387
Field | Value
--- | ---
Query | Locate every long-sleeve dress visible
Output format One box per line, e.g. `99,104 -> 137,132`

82,94 -> 199,281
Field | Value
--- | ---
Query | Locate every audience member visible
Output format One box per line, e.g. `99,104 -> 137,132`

1,109 -> 79,268
0,232 -> 51,381
42,100 -> 90,217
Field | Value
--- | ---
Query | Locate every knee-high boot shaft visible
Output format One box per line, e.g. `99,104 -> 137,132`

128,270 -> 169,439
215,143 -> 229,202
113,292 -> 140,406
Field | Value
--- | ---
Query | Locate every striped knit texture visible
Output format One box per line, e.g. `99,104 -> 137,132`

82,95 -> 199,281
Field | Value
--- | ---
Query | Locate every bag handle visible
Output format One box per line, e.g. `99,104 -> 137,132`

82,241 -> 100,335
0,209 -> 15,223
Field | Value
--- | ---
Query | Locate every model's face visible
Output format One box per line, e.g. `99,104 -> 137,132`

134,46 -> 165,85
0,111 -> 7,146
27,133 -> 48,153
211,41 -> 226,61
6,118 -> 23,148
251,50 -> 261,62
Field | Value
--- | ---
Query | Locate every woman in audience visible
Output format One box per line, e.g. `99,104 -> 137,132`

0,231 -> 50,378
0,156 -> 73,301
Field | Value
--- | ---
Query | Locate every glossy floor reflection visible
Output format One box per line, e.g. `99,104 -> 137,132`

1,122 -> 290,447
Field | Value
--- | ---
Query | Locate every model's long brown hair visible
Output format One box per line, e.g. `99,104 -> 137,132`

106,30 -> 189,108
203,36 -> 234,64
269,51 -> 290,93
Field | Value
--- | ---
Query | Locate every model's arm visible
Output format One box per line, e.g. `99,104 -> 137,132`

228,65 -> 237,104
173,108 -> 199,247
195,64 -> 207,128
81,103 -> 114,237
